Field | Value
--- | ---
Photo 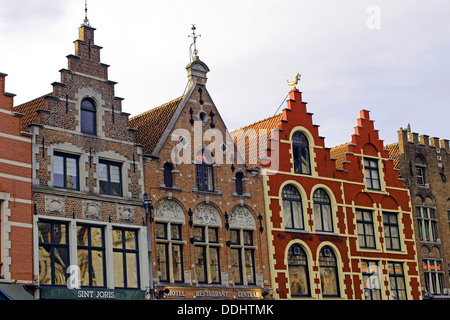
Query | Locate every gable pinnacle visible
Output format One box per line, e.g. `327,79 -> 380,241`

188,24 -> 201,61
82,0 -> 91,27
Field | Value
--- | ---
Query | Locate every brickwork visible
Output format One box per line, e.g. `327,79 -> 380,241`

236,88 -> 421,300
0,73 -> 33,285
388,129 -> 450,297
14,24 -> 148,298
131,56 -> 271,299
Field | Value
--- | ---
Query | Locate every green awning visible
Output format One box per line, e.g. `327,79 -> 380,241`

0,284 -> 36,300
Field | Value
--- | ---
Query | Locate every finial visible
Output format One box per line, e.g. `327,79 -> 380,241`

83,0 -> 91,27
287,73 -> 301,88
188,24 -> 201,60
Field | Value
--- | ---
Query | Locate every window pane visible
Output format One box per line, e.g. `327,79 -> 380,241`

110,165 -> 121,196
53,155 -> 64,188
170,224 -> 182,241
78,249 -> 90,286
314,203 -> 322,230
155,223 -> 167,239
112,229 -> 123,249
292,201 -> 303,229
156,243 -> 168,282
283,200 -> 293,228
66,157 -> 78,189
194,226 -> 204,242
91,250 -> 105,286
126,253 -> 138,288
53,247 -> 69,286
243,230 -> 253,246
195,246 -> 206,283
125,230 -> 136,250
209,247 -> 220,283
113,251 -> 124,287
230,229 -> 240,245
208,228 -> 218,243
91,227 -> 103,247
320,267 -> 339,296
231,249 -> 242,284
244,249 -> 255,284
81,109 -> 95,134
322,204 -> 333,232
301,148 -> 310,174
172,245 -> 183,282
77,226 -> 88,246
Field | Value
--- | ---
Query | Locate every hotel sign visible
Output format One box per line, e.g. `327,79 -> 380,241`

164,287 -> 261,299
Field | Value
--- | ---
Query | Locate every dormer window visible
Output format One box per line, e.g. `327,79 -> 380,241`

81,98 -> 96,135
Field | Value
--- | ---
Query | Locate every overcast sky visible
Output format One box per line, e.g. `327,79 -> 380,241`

0,0 -> 448,148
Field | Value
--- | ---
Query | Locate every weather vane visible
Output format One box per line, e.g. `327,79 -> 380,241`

188,24 -> 201,59
83,0 -> 91,26
287,73 -> 301,87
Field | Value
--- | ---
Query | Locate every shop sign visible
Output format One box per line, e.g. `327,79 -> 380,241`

40,287 -> 146,300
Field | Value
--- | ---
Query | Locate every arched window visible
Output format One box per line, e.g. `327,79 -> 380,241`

235,172 -> 244,195
288,244 -> 310,297
292,131 -> 311,175
163,162 -> 173,188
195,149 -> 214,192
319,246 -> 340,297
313,188 -> 333,232
80,98 -> 96,135
282,185 -> 303,230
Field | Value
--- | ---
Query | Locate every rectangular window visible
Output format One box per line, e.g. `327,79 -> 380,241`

77,225 -> 106,287
388,262 -> 407,300
99,160 -> 122,196
361,260 -> 381,300
54,153 -> 79,190
38,221 -> 69,286
423,259 -> 444,295
112,228 -> 139,288
364,158 -> 381,190
155,222 -> 184,283
416,206 -> 438,242
230,229 -> 256,285
383,212 -> 401,251
416,166 -> 425,185
356,209 -> 376,249
194,225 -> 221,284
196,164 -> 214,192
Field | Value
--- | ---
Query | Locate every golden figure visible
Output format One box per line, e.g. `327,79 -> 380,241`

287,73 -> 301,87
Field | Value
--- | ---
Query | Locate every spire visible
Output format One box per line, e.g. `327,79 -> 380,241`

188,24 -> 201,61
82,0 -> 91,27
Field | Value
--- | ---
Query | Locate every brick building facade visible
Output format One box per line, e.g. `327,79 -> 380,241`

234,87 -> 421,300
387,128 -> 450,299
129,55 -> 271,299
0,73 -> 35,299
14,21 -> 149,300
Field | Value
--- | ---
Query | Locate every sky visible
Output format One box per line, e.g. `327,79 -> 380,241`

0,0 -> 449,148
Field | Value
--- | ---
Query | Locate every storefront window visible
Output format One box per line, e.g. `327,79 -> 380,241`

361,260 -> 381,300
77,225 -> 106,287
288,244 -> 310,297
319,246 -> 340,297
388,262 -> 407,300
38,221 -> 69,286
113,228 -> 139,288
230,229 -> 256,285
155,222 -> 184,283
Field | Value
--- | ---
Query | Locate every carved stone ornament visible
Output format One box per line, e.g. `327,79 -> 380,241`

229,206 -> 256,229
45,196 -> 65,215
82,200 -> 101,219
155,199 -> 185,223
117,205 -> 135,222
193,203 -> 221,226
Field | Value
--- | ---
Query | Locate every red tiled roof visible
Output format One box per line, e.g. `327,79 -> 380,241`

231,113 -> 283,167
330,143 -> 350,170
385,142 -> 400,169
129,96 -> 184,155
14,94 -> 50,132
